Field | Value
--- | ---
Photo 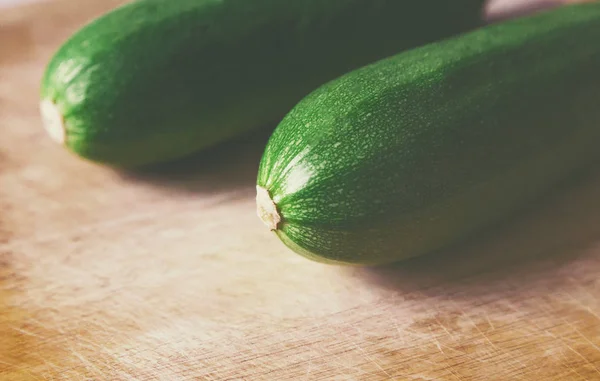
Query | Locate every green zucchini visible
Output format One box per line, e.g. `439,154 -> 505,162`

40,0 -> 486,168
256,2 -> 600,266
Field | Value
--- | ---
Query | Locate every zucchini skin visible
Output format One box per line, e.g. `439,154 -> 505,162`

40,0 -> 486,168
256,3 -> 600,266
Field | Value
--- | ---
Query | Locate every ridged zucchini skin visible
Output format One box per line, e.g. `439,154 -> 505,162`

40,0 -> 486,168
256,3 -> 600,266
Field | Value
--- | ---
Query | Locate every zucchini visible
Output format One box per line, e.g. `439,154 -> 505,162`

256,2 -> 600,266
40,0 -> 486,168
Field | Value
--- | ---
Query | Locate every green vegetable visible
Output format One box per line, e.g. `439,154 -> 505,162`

40,0 -> 486,168
256,2 -> 600,266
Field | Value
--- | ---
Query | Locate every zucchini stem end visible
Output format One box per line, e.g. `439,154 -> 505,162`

256,185 -> 281,231
40,99 -> 66,145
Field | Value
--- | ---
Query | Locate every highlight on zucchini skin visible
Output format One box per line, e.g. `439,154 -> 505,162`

39,0 -> 487,168
256,2 -> 600,266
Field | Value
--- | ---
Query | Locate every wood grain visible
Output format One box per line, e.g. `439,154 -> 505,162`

1,1 -> 600,380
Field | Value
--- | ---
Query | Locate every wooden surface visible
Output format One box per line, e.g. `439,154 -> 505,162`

2,1 -> 600,380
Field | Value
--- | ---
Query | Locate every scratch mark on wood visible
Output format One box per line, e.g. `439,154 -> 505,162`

565,357 -> 587,381
11,325 -> 44,338
340,328 -> 392,379
561,318 -> 600,354
584,305 -> 600,324
0,358 -> 17,369
450,301 -> 499,353
484,314 -> 496,331
433,315 -> 454,338
563,341 -> 600,376
446,363 -> 465,381
429,327 -> 446,356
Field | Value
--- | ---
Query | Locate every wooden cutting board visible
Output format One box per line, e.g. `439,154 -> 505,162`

2,1 -> 600,380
